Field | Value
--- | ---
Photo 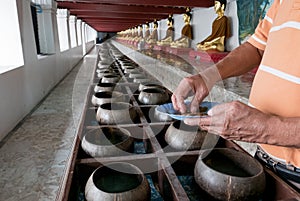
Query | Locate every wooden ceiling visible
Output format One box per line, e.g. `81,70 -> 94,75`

56,0 -> 214,32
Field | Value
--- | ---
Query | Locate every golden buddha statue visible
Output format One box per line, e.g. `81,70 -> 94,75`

130,28 -> 135,40
157,14 -> 174,46
133,25 -> 143,43
122,29 -> 129,40
146,20 -> 158,45
121,31 -> 127,39
128,27 -> 137,42
143,22 -> 150,40
170,8 -> 193,48
197,0 -> 231,52
125,29 -> 132,40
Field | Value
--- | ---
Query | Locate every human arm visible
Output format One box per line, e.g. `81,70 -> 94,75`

171,41 -> 264,113
184,101 -> 300,148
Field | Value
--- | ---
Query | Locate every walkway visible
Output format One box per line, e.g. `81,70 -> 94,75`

0,46 -> 98,201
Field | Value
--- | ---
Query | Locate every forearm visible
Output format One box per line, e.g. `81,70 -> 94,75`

217,42 -> 263,80
178,42 -> 264,112
199,42 -> 263,90
184,101 -> 300,148
264,116 -> 300,148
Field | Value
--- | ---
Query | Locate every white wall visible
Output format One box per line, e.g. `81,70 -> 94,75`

0,0 -> 95,141
158,0 -> 239,51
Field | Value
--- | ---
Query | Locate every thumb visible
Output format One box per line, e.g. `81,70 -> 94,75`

190,95 -> 204,113
184,116 -> 212,126
184,118 -> 200,126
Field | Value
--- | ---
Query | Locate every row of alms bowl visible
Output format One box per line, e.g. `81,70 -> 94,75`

85,48 -> 266,201
85,50 -> 151,201
85,52 -> 168,200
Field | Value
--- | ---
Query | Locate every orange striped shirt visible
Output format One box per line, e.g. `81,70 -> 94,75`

248,0 -> 300,167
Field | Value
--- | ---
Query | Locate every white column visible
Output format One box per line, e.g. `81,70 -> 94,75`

76,19 -> 82,46
35,0 -> 57,54
69,15 -> 77,48
56,9 -> 70,51
81,22 -> 86,55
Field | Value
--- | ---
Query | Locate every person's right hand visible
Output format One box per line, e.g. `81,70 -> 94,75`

171,74 -> 210,114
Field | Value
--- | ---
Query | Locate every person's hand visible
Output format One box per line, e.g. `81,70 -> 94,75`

171,74 -> 209,114
172,67 -> 221,114
184,101 -> 273,144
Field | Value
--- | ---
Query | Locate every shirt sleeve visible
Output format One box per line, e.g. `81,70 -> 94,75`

247,0 -> 280,50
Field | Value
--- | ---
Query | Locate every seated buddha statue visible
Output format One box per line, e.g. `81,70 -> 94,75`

146,20 -> 158,45
143,22 -> 150,41
170,8 -> 193,48
133,25 -> 143,43
128,27 -> 137,42
122,29 -> 129,40
130,28 -> 136,40
197,0 -> 231,52
157,14 -> 174,46
125,29 -> 133,40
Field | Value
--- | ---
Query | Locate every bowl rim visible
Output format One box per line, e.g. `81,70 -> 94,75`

93,91 -> 124,99
82,127 -> 132,147
91,162 -> 147,194
140,87 -> 166,94
99,102 -> 133,110
197,148 -> 265,179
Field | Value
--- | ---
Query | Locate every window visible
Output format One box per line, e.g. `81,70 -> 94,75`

86,24 -> 97,42
0,0 -> 24,74
31,2 -> 41,54
31,0 -> 56,55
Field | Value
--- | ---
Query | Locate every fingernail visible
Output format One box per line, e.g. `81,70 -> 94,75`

180,108 -> 186,114
190,107 -> 197,113
184,119 -> 190,124
207,109 -> 212,116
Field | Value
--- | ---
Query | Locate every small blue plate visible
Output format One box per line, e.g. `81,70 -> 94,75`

157,101 -> 218,120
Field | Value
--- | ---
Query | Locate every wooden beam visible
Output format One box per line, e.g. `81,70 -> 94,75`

56,0 -> 215,8
56,0 -> 215,32
58,2 -> 186,14
70,10 -> 167,19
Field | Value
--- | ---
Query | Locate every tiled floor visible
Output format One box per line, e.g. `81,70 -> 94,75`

0,46 -> 98,201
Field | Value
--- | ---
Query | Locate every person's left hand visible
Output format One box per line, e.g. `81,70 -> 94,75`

184,101 -> 272,144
